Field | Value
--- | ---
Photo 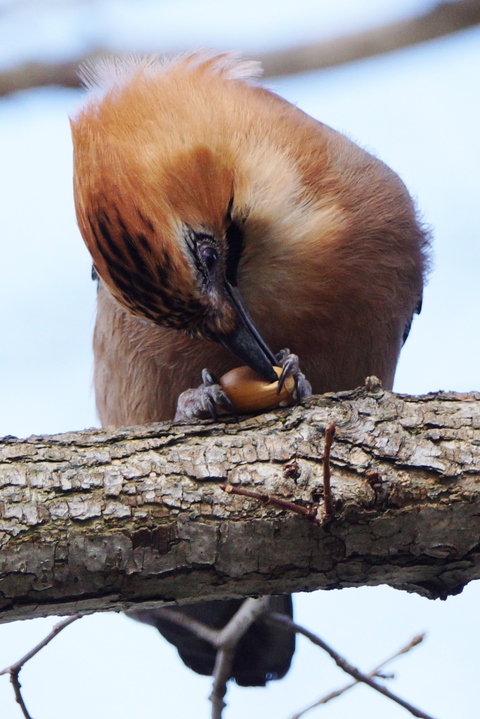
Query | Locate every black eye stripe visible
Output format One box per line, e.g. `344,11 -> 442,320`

225,219 -> 244,287
226,195 -> 234,222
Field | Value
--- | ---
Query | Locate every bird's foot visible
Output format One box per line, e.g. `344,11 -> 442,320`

275,349 -> 312,403
174,369 -> 238,422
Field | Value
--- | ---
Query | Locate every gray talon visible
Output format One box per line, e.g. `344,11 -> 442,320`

201,368 -> 217,386
175,369 -> 238,422
275,349 -> 312,403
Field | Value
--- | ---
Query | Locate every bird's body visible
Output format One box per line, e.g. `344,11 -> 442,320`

71,52 -> 429,685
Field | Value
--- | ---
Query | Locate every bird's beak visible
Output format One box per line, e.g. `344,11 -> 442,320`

219,282 -> 278,383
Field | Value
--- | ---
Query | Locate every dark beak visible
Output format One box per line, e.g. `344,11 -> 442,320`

219,282 -> 278,383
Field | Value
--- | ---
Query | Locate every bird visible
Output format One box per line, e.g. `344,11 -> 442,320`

70,51 -> 429,686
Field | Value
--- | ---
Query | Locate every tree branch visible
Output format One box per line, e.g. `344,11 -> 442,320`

0,385 -> 479,623
290,632 -> 425,718
142,598 -> 270,718
269,613 -> 435,719
257,0 -> 480,77
1,0 -> 480,97
0,614 -> 82,719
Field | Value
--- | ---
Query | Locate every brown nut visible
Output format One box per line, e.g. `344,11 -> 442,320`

219,365 -> 295,413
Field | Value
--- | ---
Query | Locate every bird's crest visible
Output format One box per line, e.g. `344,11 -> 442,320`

79,51 -> 263,97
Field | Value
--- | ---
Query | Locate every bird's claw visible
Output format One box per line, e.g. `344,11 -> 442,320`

275,349 -> 312,403
174,369 -> 238,422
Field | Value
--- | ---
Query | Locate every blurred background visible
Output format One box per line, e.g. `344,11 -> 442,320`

0,1 -> 479,717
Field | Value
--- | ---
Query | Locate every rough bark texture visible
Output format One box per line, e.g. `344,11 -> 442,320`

1,385 -> 479,624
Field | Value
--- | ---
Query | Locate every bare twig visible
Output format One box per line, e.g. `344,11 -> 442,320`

210,647 -> 235,719
220,483 -> 318,521
258,0 -> 480,76
291,633 -> 425,719
151,597 -> 270,651
148,606 -> 220,644
268,613 -> 436,719
152,597 -> 270,719
322,423 -> 336,520
0,614 -> 82,719
223,422 -> 336,524
215,596 -> 270,648
209,597 -> 271,718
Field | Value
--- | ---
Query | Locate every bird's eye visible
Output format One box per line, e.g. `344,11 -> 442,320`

199,245 -> 218,271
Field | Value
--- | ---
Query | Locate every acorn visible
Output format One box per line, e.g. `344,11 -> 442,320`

219,365 -> 295,414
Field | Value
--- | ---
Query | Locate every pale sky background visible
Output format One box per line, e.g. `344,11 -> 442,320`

0,1 -> 479,718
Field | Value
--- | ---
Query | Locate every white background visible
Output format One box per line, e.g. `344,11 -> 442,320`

0,1 -> 479,717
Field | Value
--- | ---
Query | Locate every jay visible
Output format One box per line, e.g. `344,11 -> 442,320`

71,52 -> 428,686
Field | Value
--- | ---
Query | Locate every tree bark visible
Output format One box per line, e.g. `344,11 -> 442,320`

0,384 -> 479,623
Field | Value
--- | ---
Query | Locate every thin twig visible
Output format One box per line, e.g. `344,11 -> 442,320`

221,422 -> 336,523
220,484 -> 318,521
151,598 -> 270,719
210,648 -> 235,719
209,597 -> 270,719
215,596 -> 270,648
0,614 -> 82,719
322,423 -> 336,519
212,597 -> 271,718
291,633 -> 425,719
257,0 -> 480,76
144,607 -> 220,645
268,613 -> 436,719
150,597 -> 270,650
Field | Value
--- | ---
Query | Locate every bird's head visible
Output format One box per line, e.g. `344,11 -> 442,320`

71,54 -> 278,381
